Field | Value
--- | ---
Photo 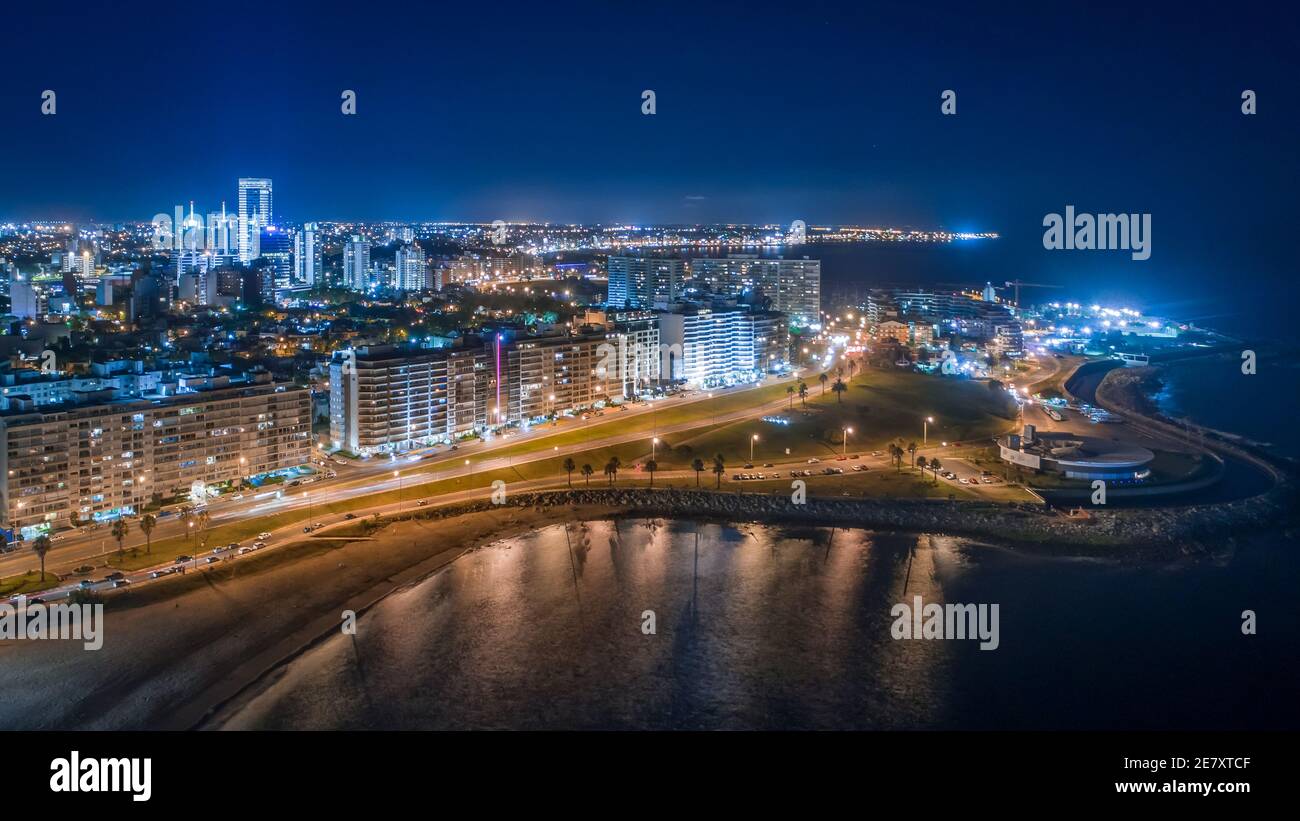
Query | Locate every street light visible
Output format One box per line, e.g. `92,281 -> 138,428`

394,470 -> 401,514
924,416 -> 934,445
750,434 -> 759,464
842,426 -> 853,457
652,437 -> 659,460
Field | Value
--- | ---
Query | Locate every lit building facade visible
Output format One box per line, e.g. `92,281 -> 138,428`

1,378 -> 311,537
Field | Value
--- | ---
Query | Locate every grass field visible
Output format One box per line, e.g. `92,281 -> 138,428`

0,569 -> 61,596
677,368 -> 1018,463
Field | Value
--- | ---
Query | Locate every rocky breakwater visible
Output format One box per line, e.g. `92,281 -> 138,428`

399,487 -> 1298,561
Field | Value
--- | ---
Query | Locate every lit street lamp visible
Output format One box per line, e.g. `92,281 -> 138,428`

924,416 -> 934,445
652,436 -> 659,460
394,470 -> 401,514
750,434 -> 759,464
842,426 -> 853,457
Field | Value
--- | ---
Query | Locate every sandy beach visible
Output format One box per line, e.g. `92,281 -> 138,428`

0,502 -> 617,730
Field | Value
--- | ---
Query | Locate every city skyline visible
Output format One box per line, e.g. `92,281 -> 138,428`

1,0 -> 1297,782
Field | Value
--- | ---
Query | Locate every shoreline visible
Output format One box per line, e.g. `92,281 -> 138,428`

6,480 -> 1295,730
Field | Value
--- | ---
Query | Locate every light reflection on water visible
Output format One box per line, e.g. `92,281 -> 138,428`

217,520 -> 1300,730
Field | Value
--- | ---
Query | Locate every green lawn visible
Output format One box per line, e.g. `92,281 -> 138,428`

0,570 -> 61,597
676,369 -> 1018,464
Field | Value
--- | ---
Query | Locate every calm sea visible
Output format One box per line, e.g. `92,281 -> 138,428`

216,520 -> 1300,731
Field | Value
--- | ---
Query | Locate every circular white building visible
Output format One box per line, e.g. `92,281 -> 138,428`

999,425 -> 1153,482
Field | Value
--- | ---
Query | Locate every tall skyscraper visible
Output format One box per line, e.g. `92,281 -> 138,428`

395,242 -> 427,291
257,227 -> 294,297
237,178 -> 273,263
344,236 -> 371,291
295,223 -> 321,288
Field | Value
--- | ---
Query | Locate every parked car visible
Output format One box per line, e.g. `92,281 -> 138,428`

258,532 -> 272,540
174,555 -> 192,564
205,556 -> 221,564
807,458 -> 821,464
253,542 -> 267,549
112,579 -> 131,588
416,499 -> 428,506
238,546 -> 254,555
104,571 -> 125,582
344,513 -> 356,520
852,465 -> 866,472
77,579 -> 96,590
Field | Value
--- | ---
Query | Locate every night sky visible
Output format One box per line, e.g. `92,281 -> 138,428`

2,1 -> 1297,336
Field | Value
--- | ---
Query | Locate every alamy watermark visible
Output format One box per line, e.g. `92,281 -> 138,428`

1043,205 -> 1150,260
890,595 -> 999,650
1,601 -> 104,650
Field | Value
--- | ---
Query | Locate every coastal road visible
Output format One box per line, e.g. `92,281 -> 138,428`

1,372 -> 811,579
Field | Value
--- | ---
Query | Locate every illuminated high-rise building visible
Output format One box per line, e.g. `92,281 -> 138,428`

344,236 -> 371,291
295,223 -> 321,288
395,242 -> 427,291
237,177 -> 273,263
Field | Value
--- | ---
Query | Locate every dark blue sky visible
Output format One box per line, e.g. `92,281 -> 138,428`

2,1 -> 1298,335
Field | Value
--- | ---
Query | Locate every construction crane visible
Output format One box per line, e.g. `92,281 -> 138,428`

1002,279 -> 1062,308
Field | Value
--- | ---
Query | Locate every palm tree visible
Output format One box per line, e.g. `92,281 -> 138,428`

111,518 -> 129,557
712,454 -> 726,489
32,535 -> 51,582
798,382 -> 808,408
197,509 -> 211,551
831,379 -> 846,403
692,458 -> 705,487
562,457 -> 576,488
645,459 -> 658,488
786,385 -> 795,408
907,441 -> 918,468
179,505 -> 194,540
819,372 -> 828,396
929,457 -> 942,483
140,513 -> 156,555
848,359 -> 857,381
580,463 -> 594,486
917,455 -> 928,476
604,459 -> 619,486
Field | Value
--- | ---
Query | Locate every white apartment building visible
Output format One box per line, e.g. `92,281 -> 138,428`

658,307 -> 789,387
344,236 -> 371,291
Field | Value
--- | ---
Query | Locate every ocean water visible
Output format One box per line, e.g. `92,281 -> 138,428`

217,520 -> 1300,731
1153,353 -> 1300,460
